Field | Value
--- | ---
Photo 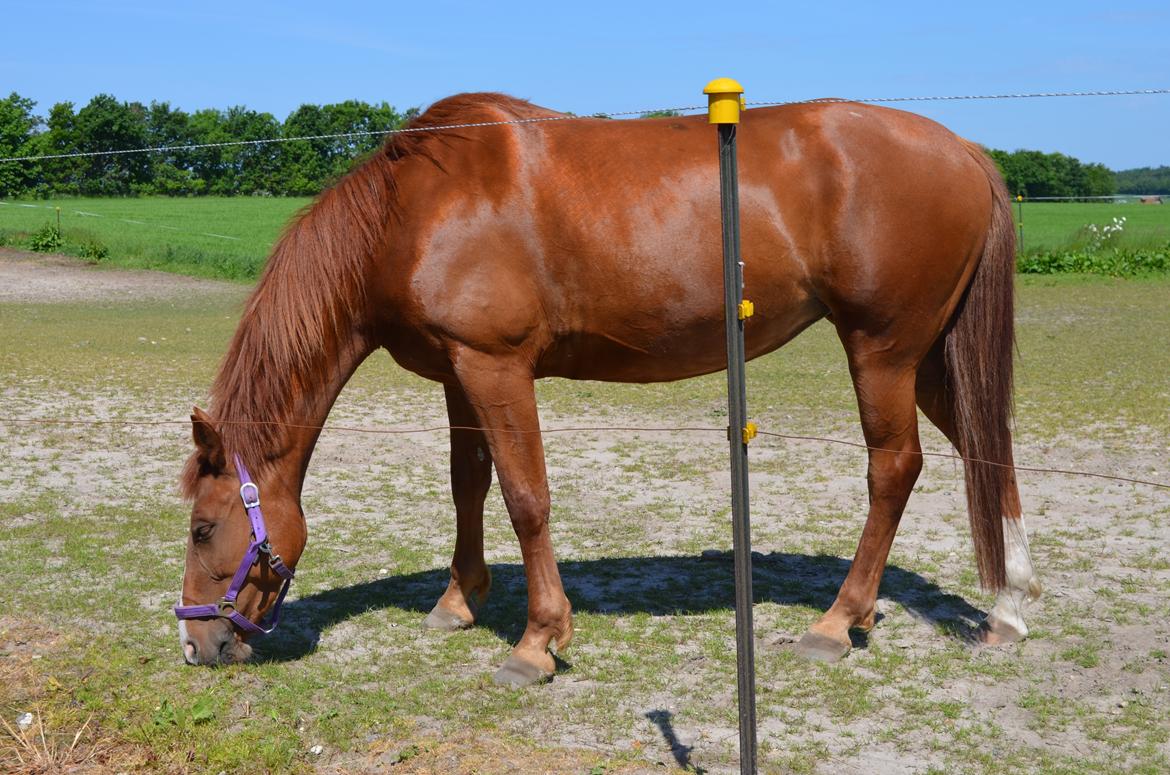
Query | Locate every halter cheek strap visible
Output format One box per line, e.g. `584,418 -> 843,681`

174,455 -> 295,636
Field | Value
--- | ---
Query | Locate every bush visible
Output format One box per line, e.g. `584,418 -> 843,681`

79,239 -> 109,262
1017,244 -> 1170,276
28,222 -> 62,252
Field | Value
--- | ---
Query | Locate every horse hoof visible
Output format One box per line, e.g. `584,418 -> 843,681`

786,631 -> 851,663
492,655 -> 552,688
976,617 -> 1025,647
422,605 -> 473,631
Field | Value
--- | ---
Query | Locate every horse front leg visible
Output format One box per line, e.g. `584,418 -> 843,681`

450,347 -> 573,687
424,383 -> 494,631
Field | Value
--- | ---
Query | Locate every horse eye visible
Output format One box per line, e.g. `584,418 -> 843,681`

192,523 -> 215,543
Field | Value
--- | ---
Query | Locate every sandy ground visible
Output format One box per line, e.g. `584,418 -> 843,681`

0,248 -> 239,303
2,250 -> 1169,774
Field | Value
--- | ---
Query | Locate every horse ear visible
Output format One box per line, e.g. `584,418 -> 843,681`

191,406 -> 226,474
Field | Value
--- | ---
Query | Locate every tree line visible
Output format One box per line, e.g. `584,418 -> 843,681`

1114,166 -> 1170,195
986,148 -> 1117,198
0,92 -> 416,197
0,92 -> 1158,199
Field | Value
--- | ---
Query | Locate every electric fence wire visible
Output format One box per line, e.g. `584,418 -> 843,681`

0,416 -> 1167,491
0,88 -> 1166,165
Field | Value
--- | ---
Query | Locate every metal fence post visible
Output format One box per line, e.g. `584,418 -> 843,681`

704,76 -> 758,775
1016,194 -> 1025,253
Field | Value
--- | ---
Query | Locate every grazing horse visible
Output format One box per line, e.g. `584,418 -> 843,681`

176,93 -> 1041,684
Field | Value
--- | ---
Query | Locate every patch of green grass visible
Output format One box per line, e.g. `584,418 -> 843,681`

0,196 -> 309,280
1015,201 -> 1170,252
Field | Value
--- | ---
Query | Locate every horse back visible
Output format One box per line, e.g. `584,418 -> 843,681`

377,96 -> 996,382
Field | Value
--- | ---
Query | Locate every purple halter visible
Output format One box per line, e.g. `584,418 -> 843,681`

174,455 -> 295,636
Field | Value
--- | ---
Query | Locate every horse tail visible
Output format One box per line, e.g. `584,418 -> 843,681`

946,141 -> 1017,591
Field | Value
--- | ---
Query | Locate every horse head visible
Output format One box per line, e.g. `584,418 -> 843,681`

175,407 -> 306,665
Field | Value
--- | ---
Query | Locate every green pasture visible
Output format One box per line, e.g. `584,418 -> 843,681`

2,197 -> 1170,281
1017,201 -> 1170,252
0,197 -> 308,280
1,265 -> 1168,773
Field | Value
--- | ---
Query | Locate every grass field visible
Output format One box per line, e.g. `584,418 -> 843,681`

2,197 -> 1169,281
1,254 -> 1168,773
1018,201 -> 1170,252
0,197 -> 308,280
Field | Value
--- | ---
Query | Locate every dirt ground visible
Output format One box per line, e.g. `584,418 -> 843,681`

0,248 -> 238,304
2,250 -> 1169,774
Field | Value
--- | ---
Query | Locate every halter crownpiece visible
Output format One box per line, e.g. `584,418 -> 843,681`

174,454 -> 295,635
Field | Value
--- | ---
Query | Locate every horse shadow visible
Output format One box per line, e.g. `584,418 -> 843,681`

253,551 -> 986,663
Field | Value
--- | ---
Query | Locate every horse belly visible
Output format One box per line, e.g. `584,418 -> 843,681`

536,282 -> 823,383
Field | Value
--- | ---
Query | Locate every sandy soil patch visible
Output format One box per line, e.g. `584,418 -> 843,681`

0,248 -> 238,304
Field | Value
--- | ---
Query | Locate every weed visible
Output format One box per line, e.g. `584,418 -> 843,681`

28,222 -> 62,252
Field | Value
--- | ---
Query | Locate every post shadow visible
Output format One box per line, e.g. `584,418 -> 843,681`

252,550 -> 987,664
646,709 -> 704,773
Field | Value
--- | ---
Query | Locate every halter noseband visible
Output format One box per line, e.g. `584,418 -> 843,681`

174,454 -> 295,635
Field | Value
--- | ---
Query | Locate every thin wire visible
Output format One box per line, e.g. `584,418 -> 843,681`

748,87 -> 1170,108
0,106 -> 703,164
1,87 -> 1166,165
1,416 -> 1166,491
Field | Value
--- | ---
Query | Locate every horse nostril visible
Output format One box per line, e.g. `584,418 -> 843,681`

217,634 -> 235,663
184,640 -> 198,665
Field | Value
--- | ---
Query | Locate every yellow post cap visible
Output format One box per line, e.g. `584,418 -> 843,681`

704,78 -> 745,124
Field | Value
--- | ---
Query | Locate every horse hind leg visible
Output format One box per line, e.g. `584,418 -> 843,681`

423,383 -> 495,631
915,343 -> 1041,645
792,344 -> 924,662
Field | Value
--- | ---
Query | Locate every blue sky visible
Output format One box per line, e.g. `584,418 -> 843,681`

4,1 -> 1168,168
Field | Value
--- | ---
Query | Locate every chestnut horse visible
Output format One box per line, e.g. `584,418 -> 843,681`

176,93 -> 1041,684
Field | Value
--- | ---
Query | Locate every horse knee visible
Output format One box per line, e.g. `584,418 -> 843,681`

503,489 -> 550,539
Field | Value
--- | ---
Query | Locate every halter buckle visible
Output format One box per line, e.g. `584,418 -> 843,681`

216,599 -> 237,615
240,481 -> 260,509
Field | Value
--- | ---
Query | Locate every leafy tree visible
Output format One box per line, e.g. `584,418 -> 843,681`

187,107 -> 282,195
72,94 -> 151,195
1114,166 -> 1170,195
0,92 -> 41,196
1083,163 -> 1117,197
145,101 -> 203,195
988,148 -> 1117,199
27,101 -> 84,195
279,100 -> 407,195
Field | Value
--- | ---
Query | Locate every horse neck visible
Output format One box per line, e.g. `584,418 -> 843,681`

212,319 -> 375,501
267,330 -> 373,499
211,232 -> 386,496
208,148 -> 398,497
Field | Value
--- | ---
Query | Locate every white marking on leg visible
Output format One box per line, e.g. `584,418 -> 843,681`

986,516 -> 1041,636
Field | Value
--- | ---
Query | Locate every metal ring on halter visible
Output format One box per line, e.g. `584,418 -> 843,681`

239,481 -> 260,509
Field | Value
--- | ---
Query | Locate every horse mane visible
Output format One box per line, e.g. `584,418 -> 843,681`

180,93 -> 552,497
